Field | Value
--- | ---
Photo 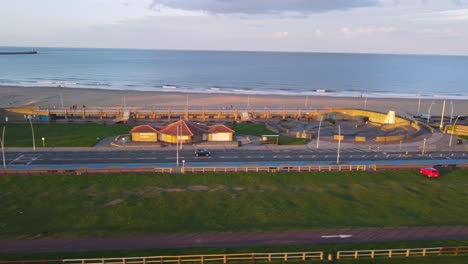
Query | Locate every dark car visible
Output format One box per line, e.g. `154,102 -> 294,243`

194,148 -> 211,157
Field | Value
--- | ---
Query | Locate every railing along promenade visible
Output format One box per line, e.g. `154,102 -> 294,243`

28,106 -> 330,121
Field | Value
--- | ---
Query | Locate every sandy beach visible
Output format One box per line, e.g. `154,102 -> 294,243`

1,85 -> 467,117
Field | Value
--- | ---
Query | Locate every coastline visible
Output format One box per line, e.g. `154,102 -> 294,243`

1,85 -> 467,116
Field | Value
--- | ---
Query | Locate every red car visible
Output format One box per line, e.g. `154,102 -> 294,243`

420,167 -> 440,178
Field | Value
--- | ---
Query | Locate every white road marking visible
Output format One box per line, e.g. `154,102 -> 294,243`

321,235 -> 353,238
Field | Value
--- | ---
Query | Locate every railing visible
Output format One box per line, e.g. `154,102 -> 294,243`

0,260 -> 63,264
63,252 -> 324,264
0,167 -> 172,176
182,165 -> 367,173
337,246 -> 468,260
3,247 -> 468,264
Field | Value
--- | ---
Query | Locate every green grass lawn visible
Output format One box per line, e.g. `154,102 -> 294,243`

233,123 -> 308,145
2,123 -> 133,147
1,170 -> 467,239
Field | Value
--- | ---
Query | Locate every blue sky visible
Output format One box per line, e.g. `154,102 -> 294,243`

1,0 -> 468,55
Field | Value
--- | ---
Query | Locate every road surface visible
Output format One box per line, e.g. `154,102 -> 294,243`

1,226 -> 467,253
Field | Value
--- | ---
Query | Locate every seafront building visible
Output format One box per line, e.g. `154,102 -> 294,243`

130,119 -> 234,144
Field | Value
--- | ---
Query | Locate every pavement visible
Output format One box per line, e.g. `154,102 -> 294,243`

1,226 -> 468,253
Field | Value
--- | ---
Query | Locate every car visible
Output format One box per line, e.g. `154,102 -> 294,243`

194,148 -> 211,157
420,167 -> 440,178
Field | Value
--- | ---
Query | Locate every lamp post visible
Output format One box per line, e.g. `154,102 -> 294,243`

440,99 -> 446,130
336,125 -> 341,164
417,95 -> 421,115
426,101 -> 434,124
27,115 -> 36,152
422,138 -> 427,155
41,137 -> 45,148
449,116 -> 461,148
122,137 -> 125,145
176,124 -> 179,167
1,117 -> 6,169
449,101 -> 454,125
316,116 -> 323,149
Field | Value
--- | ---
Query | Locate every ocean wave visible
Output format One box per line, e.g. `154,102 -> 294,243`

1,80 -> 468,100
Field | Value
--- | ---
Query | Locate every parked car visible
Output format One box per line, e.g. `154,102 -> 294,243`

420,167 -> 440,178
194,148 -> 211,157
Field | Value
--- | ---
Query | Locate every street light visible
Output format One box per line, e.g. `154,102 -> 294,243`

336,125 -> 341,164
449,101 -> 454,125
41,137 -> 45,148
449,116 -> 461,148
422,138 -> 427,155
176,122 -> 179,167
122,137 -> 126,145
1,126 -> 5,169
27,115 -> 36,152
417,95 -> 421,115
316,116 -> 323,149
426,101 -> 434,124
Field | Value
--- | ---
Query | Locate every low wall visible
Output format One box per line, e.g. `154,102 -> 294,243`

332,108 -> 410,126
355,136 -> 366,142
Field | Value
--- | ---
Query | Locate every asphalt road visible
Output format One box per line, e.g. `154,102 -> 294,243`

5,149 -> 468,168
1,226 -> 467,253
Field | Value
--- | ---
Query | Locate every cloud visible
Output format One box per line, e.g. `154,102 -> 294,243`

340,26 -> 397,37
271,31 -> 289,39
428,8 -> 468,20
149,0 -> 380,15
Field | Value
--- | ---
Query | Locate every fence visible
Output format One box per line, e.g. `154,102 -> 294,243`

0,260 -> 63,264
2,247 -> 468,264
0,167 -> 172,176
62,252 -> 324,264
337,246 -> 468,260
2,163 -> 467,176
182,164 -> 368,173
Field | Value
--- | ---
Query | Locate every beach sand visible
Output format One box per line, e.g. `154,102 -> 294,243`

0,85 -> 467,117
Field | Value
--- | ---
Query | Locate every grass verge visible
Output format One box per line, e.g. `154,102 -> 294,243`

2,123 -> 133,147
1,170 -> 467,239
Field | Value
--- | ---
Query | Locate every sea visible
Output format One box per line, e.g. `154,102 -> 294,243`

1,46 -> 468,100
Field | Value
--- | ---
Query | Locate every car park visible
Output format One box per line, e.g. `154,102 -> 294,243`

420,167 -> 440,178
194,148 -> 211,157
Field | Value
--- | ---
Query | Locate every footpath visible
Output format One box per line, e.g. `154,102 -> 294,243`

1,226 -> 468,253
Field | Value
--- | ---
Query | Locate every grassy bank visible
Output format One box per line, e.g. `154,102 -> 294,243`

2,123 -> 133,147
1,170 -> 467,238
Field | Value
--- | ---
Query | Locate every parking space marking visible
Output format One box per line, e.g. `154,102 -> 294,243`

10,154 -> 41,165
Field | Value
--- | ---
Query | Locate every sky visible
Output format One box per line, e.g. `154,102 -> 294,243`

1,0 -> 468,55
